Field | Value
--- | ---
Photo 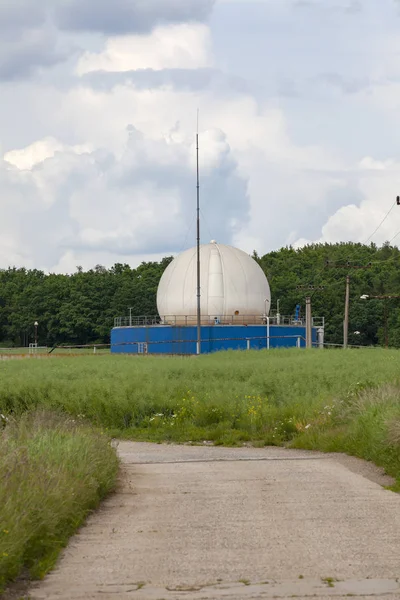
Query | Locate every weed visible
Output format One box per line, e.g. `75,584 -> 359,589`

136,582 -> 146,590
322,577 -> 336,588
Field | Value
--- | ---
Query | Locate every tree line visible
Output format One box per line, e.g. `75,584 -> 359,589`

1,242 -> 399,348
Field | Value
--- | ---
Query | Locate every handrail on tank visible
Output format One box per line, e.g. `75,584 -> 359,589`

113,314 -> 325,328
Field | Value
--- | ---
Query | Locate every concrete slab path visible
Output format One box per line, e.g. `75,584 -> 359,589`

30,443 -> 400,600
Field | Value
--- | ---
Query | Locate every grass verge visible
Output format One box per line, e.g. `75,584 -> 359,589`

291,383 -> 400,492
0,411 -> 119,593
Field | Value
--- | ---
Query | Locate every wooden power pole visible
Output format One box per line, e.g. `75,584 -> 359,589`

325,262 -> 372,349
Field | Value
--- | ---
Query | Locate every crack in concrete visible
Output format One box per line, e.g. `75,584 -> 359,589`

31,578 -> 400,599
124,457 -> 330,466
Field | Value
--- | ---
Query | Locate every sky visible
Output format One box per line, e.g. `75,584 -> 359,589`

2,0 -> 400,273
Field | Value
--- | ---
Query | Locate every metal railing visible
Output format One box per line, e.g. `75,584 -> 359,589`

114,314 -> 325,328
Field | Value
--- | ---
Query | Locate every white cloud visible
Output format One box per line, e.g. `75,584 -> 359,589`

50,249 -> 167,274
358,156 -> 398,171
294,156 -> 400,247
54,0 -> 215,34
76,24 -> 213,74
0,55 -> 346,270
3,0 -> 400,273
0,122 -> 249,271
4,137 -> 92,170
0,0 -> 215,80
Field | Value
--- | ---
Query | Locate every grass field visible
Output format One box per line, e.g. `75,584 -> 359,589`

0,411 -> 118,593
0,349 -> 400,479
0,350 -> 399,439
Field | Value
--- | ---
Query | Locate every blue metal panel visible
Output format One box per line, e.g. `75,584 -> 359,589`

111,324 -> 318,355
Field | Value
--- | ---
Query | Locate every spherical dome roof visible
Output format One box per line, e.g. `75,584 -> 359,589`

157,242 -> 271,324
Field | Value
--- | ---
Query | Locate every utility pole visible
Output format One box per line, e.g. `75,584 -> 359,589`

384,299 -> 388,349
325,262 -> 371,349
296,285 -> 325,349
344,275 -> 350,349
360,294 -> 400,349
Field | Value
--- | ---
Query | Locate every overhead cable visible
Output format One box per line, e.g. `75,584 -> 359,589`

364,200 -> 397,245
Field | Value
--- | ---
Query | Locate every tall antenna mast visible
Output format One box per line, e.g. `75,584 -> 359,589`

196,111 -> 201,356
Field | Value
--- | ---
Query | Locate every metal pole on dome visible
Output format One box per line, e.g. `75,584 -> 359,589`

196,110 -> 201,355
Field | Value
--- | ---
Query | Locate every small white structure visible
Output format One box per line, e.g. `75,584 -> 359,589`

157,241 -> 271,325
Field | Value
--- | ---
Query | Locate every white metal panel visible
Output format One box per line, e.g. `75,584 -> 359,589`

207,243 -> 224,316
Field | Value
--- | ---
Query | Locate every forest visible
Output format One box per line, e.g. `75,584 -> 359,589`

1,242 -> 400,348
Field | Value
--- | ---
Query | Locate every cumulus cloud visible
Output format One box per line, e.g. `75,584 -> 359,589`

293,0 -> 362,14
4,137 -> 92,170
76,24 -> 213,75
0,0 -> 215,35
0,61 -> 347,270
0,25 -> 70,81
55,0 -> 215,34
81,68 -> 249,95
0,126 -> 249,271
0,0 -> 215,80
0,0 -> 49,33
293,156 -> 400,248
314,73 -> 371,95
2,0 -> 400,273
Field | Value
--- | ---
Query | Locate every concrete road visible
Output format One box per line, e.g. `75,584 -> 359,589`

30,443 -> 400,600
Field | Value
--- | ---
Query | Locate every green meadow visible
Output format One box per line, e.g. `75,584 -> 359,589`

1,350 -> 400,448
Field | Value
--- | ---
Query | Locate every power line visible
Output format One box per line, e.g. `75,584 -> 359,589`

179,215 -> 196,253
325,261 -> 372,269
199,209 -> 214,244
389,228 -> 400,245
364,199 -> 398,245
296,285 -> 326,291
365,253 -> 400,267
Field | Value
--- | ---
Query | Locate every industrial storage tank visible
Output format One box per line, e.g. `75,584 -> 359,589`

157,241 -> 271,325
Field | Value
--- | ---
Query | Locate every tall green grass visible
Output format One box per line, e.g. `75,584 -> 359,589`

0,411 -> 118,592
1,349 -> 400,488
0,349 -> 399,438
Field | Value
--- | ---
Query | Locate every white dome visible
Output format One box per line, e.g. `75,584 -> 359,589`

157,242 -> 271,325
